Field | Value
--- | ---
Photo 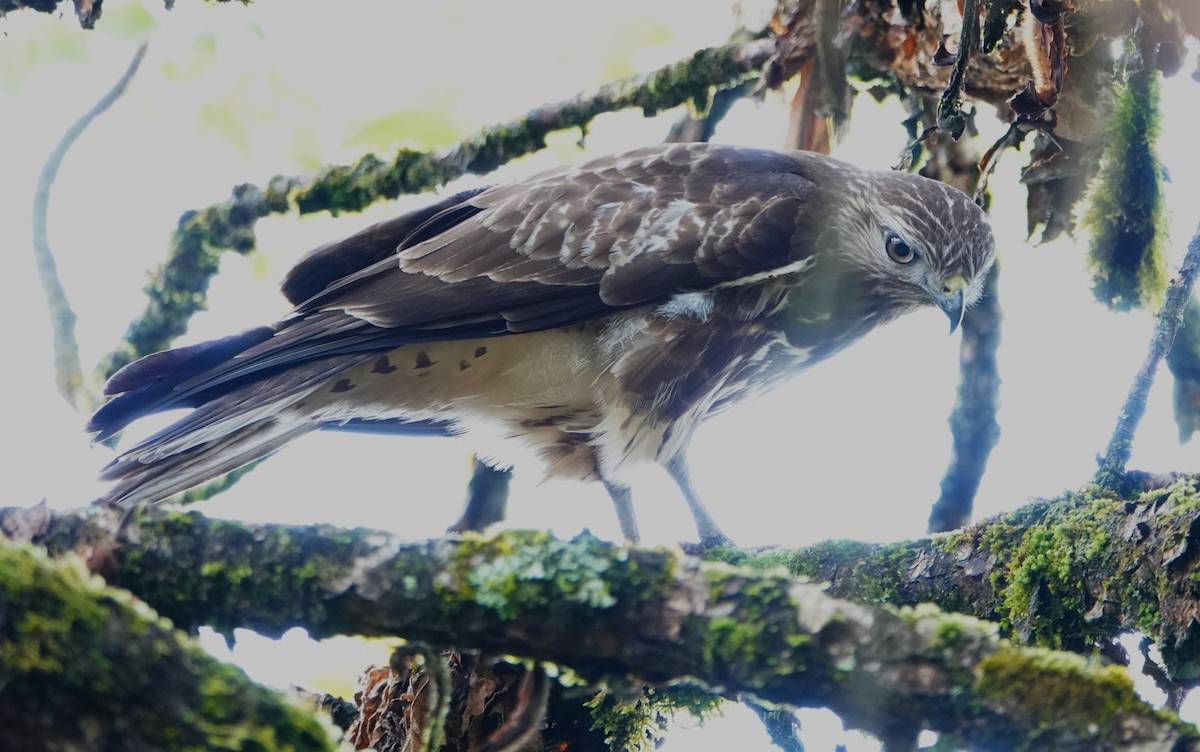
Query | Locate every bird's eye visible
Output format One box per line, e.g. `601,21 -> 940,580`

885,234 -> 916,264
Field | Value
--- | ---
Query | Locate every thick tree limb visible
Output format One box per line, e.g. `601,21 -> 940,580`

0,534 -> 334,751
3,496 -> 1199,750
727,475 -> 1200,682
1098,223 -> 1200,488
94,40 -> 774,378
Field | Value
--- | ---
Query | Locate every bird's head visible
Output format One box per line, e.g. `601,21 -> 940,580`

818,166 -> 997,334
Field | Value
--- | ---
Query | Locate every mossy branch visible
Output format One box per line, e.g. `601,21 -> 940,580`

0,536 -> 335,751
2,500 -> 1199,750
93,41 -> 772,379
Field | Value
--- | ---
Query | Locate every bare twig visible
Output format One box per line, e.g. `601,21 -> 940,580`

1165,296 -> 1200,442
972,120 -> 1030,204
33,42 -> 148,414
936,0 -> 981,138
664,81 -> 755,143
448,457 -> 513,534
1098,223 -> 1200,486
745,700 -> 805,752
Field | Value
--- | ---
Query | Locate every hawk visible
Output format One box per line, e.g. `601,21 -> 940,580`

89,143 -> 996,546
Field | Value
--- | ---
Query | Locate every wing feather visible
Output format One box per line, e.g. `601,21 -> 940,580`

95,144 -> 831,439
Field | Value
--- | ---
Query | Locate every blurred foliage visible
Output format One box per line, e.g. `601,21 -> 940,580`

98,0 -> 156,39
197,73 -> 279,157
196,68 -> 321,161
158,30 -> 218,82
345,94 -> 461,151
1082,49 -> 1168,312
596,17 -> 673,81
0,19 -> 88,91
0,0 -> 155,92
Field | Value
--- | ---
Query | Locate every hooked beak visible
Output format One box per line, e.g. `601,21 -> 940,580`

934,275 -> 967,335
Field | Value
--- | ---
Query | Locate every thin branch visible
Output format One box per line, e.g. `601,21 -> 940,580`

1166,296 -> 1200,442
94,40 -> 775,379
936,0 -> 981,138
32,42 -> 148,413
745,701 -> 805,752
447,457 -> 512,534
930,264 -> 1002,532
1097,222 -> 1200,487
664,81 -> 755,144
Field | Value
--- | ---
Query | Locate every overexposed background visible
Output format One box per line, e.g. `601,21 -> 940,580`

1,2 -> 1197,749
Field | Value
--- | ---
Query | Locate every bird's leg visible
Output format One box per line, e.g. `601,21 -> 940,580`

602,480 -> 641,544
665,454 -> 734,549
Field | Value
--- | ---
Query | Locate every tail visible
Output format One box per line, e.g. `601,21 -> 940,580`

89,328 -> 379,506
98,413 -> 316,506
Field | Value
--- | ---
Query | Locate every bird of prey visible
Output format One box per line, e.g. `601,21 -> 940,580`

89,143 -> 996,546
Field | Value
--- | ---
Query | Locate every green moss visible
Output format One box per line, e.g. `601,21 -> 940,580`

441,530 -> 674,622
993,494 -> 1119,647
111,509 -> 359,638
0,545 -> 110,679
930,611 -> 982,651
1081,53 -> 1167,312
586,684 -> 724,752
695,565 -> 810,688
0,541 -> 333,751
976,646 -> 1145,737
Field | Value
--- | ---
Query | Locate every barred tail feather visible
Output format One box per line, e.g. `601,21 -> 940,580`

94,353 -> 379,506
99,417 -> 315,506
88,326 -> 277,442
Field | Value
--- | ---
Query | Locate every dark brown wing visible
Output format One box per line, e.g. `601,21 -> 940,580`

90,143 -> 825,438
280,186 -> 490,305
294,143 -> 821,331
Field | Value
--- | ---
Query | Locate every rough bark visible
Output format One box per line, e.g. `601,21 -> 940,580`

3,491 -> 1200,750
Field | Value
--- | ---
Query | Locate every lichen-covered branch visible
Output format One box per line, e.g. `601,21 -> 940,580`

1098,223 -> 1200,487
94,40 -> 774,378
2,501 -> 1198,750
721,475 -> 1200,678
0,536 -> 334,751
33,43 -> 148,413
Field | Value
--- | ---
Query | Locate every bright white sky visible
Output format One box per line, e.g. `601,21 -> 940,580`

1,2 -> 1197,749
